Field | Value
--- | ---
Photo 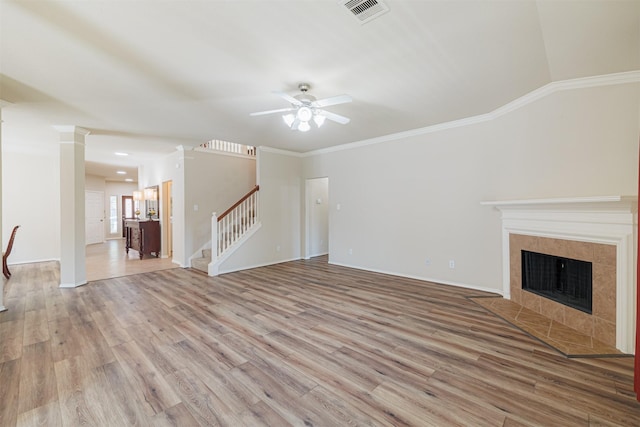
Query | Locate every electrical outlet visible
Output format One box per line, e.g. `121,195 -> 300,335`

276,245 -> 281,252
449,260 -> 455,269
425,258 -> 431,266
348,248 -> 353,255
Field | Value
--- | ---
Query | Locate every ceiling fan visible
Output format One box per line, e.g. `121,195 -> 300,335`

250,83 -> 352,132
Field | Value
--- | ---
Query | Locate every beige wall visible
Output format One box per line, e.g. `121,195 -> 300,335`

85,174 -> 105,192
139,147 -> 256,266
218,149 -> 302,273
2,148 -> 60,263
2,78 -> 638,286
303,82 -> 640,294
184,149 -> 256,262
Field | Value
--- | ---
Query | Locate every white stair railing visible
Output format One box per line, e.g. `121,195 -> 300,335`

200,139 -> 256,157
211,185 -> 259,262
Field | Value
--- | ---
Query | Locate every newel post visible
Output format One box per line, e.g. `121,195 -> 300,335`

211,212 -> 218,262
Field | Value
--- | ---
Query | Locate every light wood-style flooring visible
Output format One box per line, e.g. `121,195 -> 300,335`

1,257 -> 639,426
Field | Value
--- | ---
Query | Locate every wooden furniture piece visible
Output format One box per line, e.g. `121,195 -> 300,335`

125,220 -> 160,259
3,225 -> 20,279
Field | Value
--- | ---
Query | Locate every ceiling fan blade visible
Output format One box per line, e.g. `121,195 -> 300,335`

319,110 -> 350,125
273,91 -> 303,106
312,94 -> 352,108
250,107 -> 295,116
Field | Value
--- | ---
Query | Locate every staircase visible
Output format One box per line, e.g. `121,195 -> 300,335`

191,248 -> 211,273
190,185 -> 260,275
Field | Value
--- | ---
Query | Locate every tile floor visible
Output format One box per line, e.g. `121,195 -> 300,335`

471,296 -> 628,358
86,239 -> 177,282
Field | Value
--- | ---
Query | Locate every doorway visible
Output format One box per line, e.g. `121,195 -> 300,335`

162,180 -> 173,258
305,177 -> 329,259
121,195 -> 134,237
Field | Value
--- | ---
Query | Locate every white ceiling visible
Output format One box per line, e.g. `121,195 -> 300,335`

1,0 -> 638,182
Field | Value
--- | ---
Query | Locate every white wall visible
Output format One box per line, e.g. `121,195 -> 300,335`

218,148 -> 302,273
2,148 -> 60,263
303,82 -> 640,294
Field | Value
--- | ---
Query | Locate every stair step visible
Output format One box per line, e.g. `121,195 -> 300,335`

191,256 -> 210,273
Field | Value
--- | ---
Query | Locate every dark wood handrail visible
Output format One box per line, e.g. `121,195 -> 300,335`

218,185 -> 259,221
3,225 -> 20,279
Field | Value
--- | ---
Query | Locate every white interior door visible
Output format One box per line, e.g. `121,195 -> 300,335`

86,190 -> 105,245
306,177 -> 329,258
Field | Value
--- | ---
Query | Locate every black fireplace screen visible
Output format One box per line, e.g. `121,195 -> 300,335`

521,250 -> 592,314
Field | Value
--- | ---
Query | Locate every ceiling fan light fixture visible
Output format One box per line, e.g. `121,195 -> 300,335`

283,114 -> 295,127
253,83 -> 352,132
313,114 -> 326,128
297,106 -> 313,122
298,121 -> 311,132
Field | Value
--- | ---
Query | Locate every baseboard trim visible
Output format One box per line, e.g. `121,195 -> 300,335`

217,256 -> 302,276
328,261 -> 503,296
59,281 -> 88,288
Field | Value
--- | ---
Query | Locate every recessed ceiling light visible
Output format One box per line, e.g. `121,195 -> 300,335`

116,171 -> 126,175
115,152 -> 129,156
125,178 -> 133,182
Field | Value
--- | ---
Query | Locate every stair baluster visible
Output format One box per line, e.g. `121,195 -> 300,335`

212,185 -> 260,263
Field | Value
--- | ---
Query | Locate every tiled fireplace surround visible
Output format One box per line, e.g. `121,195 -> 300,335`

509,234 -> 616,347
483,196 -> 637,353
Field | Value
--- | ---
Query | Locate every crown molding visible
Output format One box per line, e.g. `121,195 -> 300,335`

52,125 -> 91,136
305,70 -> 640,157
491,70 -> 640,119
258,145 -> 304,158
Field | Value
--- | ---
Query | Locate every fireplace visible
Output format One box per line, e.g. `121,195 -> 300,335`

521,250 -> 592,314
482,196 -> 637,353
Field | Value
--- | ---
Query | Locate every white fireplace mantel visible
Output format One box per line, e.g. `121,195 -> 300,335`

482,196 -> 638,353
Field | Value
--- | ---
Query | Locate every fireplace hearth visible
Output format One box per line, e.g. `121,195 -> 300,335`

482,196 -> 637,353
521,250 -> 592,314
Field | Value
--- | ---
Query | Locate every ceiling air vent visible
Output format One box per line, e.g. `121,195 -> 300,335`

340,0 -> 389,24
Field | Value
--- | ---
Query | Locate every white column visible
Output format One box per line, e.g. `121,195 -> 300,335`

0,100 -> 12,311
56,126 -> 90,288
